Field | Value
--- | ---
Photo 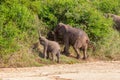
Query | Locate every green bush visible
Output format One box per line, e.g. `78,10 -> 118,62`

0,0 -> 40,59
93,0 -> 120,14
93,31 -> 120,60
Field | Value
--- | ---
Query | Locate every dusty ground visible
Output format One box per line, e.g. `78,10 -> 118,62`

0,61 -> 120,80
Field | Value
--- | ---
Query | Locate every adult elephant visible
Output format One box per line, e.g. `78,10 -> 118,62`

105,13 -> 120,31
54,23 -> 90,59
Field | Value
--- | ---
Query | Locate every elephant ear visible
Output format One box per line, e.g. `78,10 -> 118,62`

57,23 -> 68,33
64,25 -> 68,32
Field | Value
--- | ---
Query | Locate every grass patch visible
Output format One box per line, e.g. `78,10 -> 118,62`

60,55 -> 79,64
0,42 -> 81,67
90,31 -> 120,61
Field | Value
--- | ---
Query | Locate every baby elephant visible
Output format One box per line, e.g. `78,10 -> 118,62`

38,31 -> 60,63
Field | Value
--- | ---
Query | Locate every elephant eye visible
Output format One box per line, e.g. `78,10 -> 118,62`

40,39 -> 43,42
40,40 -> 45,44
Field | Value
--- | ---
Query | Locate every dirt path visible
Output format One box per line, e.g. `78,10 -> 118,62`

0,61 -> 120,80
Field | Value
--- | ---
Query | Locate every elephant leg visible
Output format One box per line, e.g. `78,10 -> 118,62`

56,51 -> 60,63
82,46 -> 88,60
73,40 -> 82,59
51,53 -> 54,61
63,36 -> 70,56
46,51 -> 49,59
73,46 -> 80,59
63,45 -> 70,56
43,46 -> 47,59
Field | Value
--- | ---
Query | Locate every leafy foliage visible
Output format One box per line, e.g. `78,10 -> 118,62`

94,0 -> 120,14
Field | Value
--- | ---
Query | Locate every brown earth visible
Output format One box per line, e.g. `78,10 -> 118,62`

0,61 -> 120,80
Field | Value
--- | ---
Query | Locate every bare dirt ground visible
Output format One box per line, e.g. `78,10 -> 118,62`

0,61 -> 120,80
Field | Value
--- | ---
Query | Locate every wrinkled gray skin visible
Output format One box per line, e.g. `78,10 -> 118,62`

38,33 -> 60,63
54,23 -> 89,59
47,31 -> 63,44
105,13 -> 120,31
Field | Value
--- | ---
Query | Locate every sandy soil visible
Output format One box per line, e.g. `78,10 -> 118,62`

0,61 -> 120,80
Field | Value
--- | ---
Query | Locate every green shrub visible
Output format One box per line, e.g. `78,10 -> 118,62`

93,31 -> 120,60
94,0 -> 120,14
0,0 -> 39,59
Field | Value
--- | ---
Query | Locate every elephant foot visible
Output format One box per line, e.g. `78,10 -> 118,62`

57,60 -> 59,63
61,51 -> 65,54
76,54 -> 80,59
43,56 -> 46,59
46,56 -> 49,59
82,57 -> 86,60
65,52 -> 70,56
82,55 -> 89,60
62,51 -> 70,56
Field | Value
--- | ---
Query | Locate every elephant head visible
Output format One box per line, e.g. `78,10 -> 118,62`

54,23 -> 68,36
105,13 -> 120,31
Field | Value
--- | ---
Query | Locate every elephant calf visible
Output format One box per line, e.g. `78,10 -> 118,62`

54,23 -> 90,59
38,31 -> 60,63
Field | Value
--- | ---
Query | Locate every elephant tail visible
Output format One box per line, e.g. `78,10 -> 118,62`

87,41 -> 96,52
